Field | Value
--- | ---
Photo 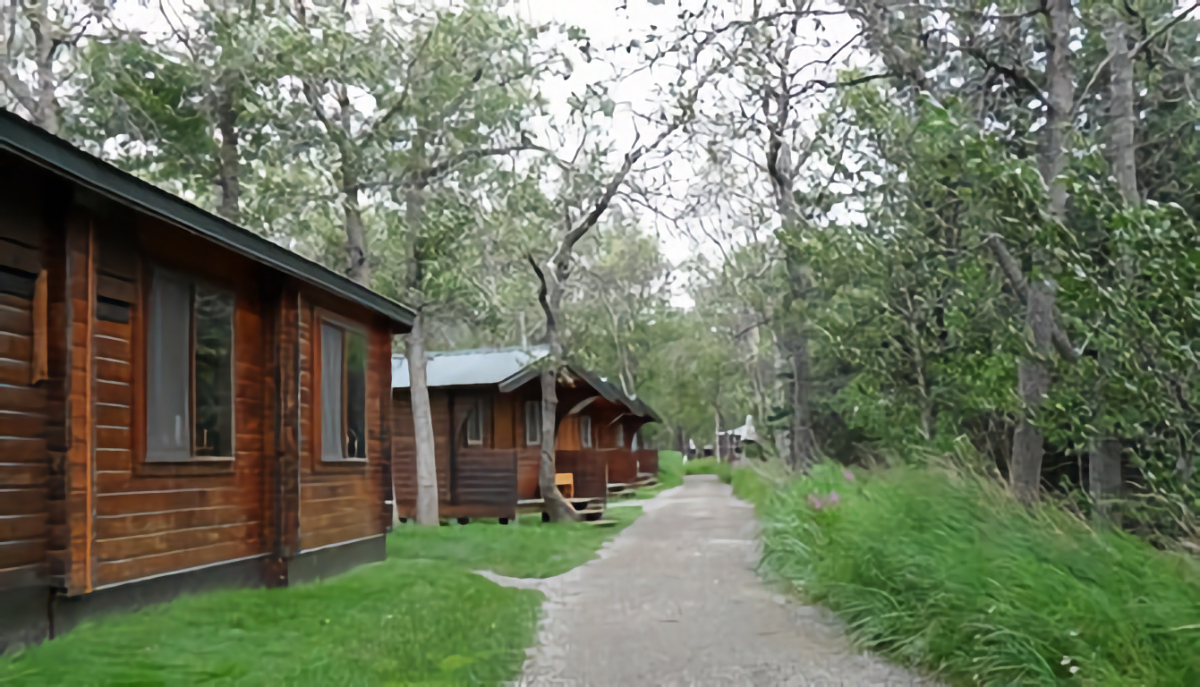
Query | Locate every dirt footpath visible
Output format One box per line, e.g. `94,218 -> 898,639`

481,474 -> 936,687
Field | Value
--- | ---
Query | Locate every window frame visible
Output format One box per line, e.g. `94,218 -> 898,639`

579,415 -> 593,449
614,423 -> 624,449
525,400 -> 541,445
138,263 -> 238,465
465,396 -> 485,446
313,308 -> 370,464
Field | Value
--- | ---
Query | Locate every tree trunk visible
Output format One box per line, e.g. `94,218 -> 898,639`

214,76 -> 241,224
1010,0 -> 1074,503
342,152 -> 370,285
714,407 -> 721,462
1040,0 -> 1074,220
1088,12 -> 1137,516
539,367 -> 579,522
32,7 -> 59,136
1011,282 -> 1055,502
1090,437 -> 1123,523
1105,14 -> 1138,207
406,310 -> 440,526
788,332 -> 815,471
536,272 -> 580,523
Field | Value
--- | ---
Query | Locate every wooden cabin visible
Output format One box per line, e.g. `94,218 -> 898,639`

391,347 -> 641,520
565,370 -> 661,493
0,111 -> 412,650
390,347 -> 540,521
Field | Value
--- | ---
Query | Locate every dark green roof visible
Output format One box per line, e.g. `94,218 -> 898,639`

0,109 -> 414,329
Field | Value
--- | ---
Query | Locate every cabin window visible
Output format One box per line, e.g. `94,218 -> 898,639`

579,415 -> 593,448
525,401 -> 541,445
319,319 -> 368,461
614,424 -> 624,448
631,431 -> 639,451
146,267 -> 235,461
465,397 -> 484,445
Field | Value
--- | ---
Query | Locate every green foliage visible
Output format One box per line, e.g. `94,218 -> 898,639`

759,465 -> 1200,685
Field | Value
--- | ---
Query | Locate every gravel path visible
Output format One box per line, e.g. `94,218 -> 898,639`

481,474 -> 937,687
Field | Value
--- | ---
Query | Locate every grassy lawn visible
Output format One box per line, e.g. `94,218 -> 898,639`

387,506 -> 641,578
0,509 -> 642,686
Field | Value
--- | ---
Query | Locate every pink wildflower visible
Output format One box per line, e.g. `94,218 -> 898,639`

807,494 -> 822,510
828,491 -> 840,504
843,470 -> 855,482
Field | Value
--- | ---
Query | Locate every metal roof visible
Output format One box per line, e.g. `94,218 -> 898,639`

393,344 -> 661,423
0,109 -> 414,329
392,345 -> 549,388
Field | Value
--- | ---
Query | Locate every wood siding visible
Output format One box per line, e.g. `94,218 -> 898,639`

605,449 -> 639,485
0,178 -> 50,591
297,299 -> 390,551
392,388 -> 521,518
90,224 -> 270,589
635,449 -> 659,476
555,449 -> 607,500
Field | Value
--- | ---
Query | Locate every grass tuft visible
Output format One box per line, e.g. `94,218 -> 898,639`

758,463 -> 1200,686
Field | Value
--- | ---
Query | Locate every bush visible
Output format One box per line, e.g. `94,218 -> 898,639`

760,464 -> 1200,685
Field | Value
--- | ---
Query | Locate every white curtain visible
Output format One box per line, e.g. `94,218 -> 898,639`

146,268 -> 191,462
321,324 -> 344,460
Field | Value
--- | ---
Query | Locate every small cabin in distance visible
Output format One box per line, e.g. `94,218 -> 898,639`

0,110 -> 411,651
390,347 -> 640,520
564,370 -> 661,493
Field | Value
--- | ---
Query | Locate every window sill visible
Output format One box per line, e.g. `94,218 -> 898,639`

320,457 -> 369,464
145,456 -> 236,464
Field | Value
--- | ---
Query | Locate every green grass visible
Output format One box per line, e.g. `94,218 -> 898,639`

729,464 -> 775,509
386,506 -> 642,578
656,450 -> 684,489
0,559 -> 539,686
1,510 -> 642,685
758,463 -> 1200,686
628,451 -> 683,499
681,457 -> 732,481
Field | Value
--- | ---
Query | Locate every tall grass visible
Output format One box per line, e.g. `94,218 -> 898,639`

759,464 -> 1200,685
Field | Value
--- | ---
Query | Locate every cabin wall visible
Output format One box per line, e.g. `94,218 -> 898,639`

554,449 -> 607,501
514,389 -> 541,500
0,173 -> 53,637
296,297 -> 391,552
85,216 -> 272,590
390,388 -> 452,518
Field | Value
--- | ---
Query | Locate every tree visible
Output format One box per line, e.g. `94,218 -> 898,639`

0,1 -> 105,135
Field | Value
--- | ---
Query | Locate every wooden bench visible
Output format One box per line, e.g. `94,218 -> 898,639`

555,472 -> 574,498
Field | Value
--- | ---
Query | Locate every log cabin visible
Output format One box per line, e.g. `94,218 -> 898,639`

390,347 -> 652,521
0,111 -> 412,650
567,369 -> 661,492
